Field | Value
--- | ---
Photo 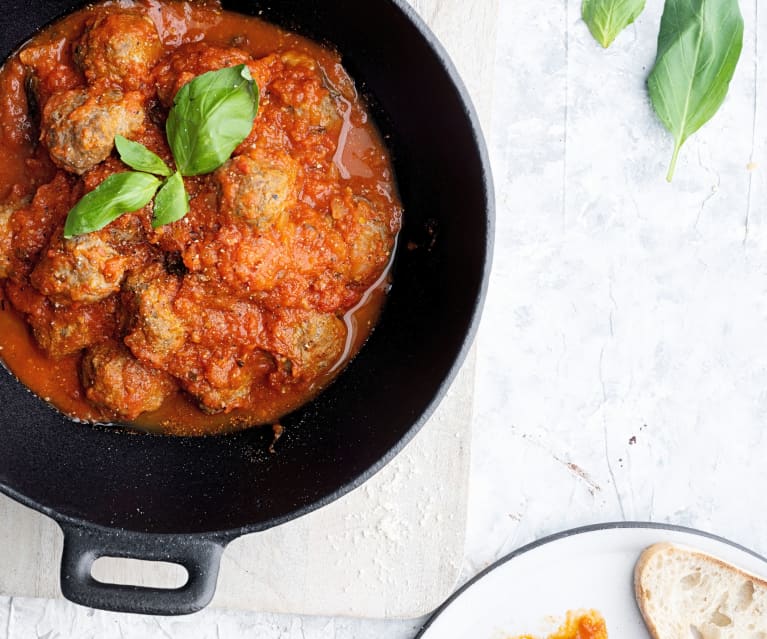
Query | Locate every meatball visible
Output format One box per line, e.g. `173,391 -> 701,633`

81,341 -> 176,419
122,264 -> 185,367
5,174 -> 76,276
4,280 -> 118,357
155,42 -> 252,106
156,277 -> 266,413
181,350 -> 257,415
31,305 -> 115,357
279,51 -> 340,129
19,41 -> 82,109
331,194 -> 394,284
0,201 -> 19,279
75,13 -> 163,91
30,230 -> 131,303
215,152 -> 298,230
268,309 -> 346,381
42,85 -> 145,174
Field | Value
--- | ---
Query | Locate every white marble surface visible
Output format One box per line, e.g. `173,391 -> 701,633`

3,0 -> 767,636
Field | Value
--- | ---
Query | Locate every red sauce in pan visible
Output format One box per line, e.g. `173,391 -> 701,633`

0,0 -> 402,436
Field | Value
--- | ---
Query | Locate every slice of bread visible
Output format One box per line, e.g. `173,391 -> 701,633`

634,542 -> 767,639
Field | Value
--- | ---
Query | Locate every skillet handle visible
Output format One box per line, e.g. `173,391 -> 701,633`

59,523 -> 228,615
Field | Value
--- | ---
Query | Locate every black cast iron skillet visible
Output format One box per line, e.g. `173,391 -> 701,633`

0,0 -> 494,615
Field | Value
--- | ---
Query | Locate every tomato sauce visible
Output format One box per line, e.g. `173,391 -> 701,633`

511,610 -> 609,639
0,0 -> 402,436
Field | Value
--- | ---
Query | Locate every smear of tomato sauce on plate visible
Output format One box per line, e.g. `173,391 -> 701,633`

510,609 -> 608,639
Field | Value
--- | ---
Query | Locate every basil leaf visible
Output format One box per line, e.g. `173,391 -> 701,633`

153,171 -> 189,228
167,64 -> 259,177
648,0 -> 744,182
582,0 -> 646,48
63,172 -> 161,238
114,135 -> 172,177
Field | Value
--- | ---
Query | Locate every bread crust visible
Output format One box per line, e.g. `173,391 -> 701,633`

634,543 -> 672,639
634,542 -> 767,639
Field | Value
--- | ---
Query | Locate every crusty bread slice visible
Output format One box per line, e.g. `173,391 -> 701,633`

634,542 -> 767,639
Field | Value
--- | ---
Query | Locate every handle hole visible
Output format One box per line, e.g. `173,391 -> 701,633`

91,557 -> 189,589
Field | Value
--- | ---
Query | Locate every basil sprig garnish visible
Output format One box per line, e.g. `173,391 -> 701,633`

64,64 -> 259,237
648,0 -> 744,182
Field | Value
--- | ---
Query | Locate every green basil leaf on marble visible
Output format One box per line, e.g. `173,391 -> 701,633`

648,0 -> 744,181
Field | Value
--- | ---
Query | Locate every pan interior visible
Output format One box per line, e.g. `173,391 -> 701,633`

0,0 -> 491,535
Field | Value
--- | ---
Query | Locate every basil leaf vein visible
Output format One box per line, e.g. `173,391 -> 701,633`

648,0 -> 744,181
582,0 -> 646,48
115,135 -> 172,177
153,171 -> 190,228
63,172 -> 162,238
167,64 -> 259,176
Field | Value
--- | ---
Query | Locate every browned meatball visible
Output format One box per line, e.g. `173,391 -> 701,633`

75,13 -> 163,91
216,152 -> 299,230
181,350 -> 257,415
31,308 -> 113,356
268,309 -> 346,381
42,84 -> 145,174
4,280 -> 118,357
18,41 -> 82,110
279,52 -> 340,129
3,174 -> 76,278
81,341 -> 176,419
30,230 -> 131,303
0,201 -> 19,279
122,264 -> 185,368
331,194 -> 395,284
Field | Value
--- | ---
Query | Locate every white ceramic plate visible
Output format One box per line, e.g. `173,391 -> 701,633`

418,522 -> 767,639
